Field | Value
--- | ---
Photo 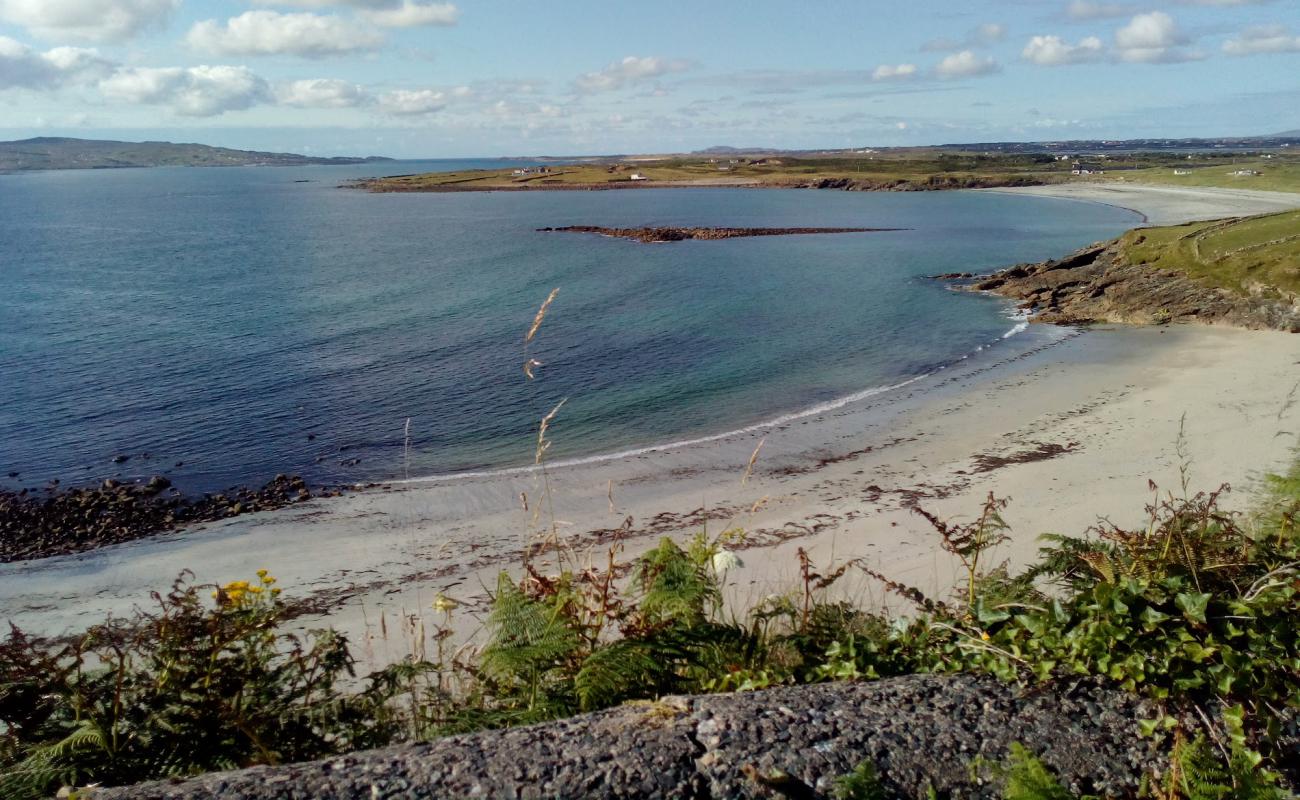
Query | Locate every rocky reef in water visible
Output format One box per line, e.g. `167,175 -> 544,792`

537,225 -> 903,243
948,240 -> 1300,332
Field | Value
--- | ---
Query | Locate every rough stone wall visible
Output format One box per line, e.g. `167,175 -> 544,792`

93,674 -> 1175,800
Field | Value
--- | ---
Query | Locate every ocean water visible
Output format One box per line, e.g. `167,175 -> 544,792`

0,162 -> 1139,493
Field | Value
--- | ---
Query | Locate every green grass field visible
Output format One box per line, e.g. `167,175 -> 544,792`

355,152 -> 1075,191
1105,156 -> 1300,193
358,149 -> 1300,195
1120,209 -> 1300,298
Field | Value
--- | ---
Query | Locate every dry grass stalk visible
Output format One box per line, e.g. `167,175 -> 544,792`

525,288 -> 559,344
535,399 -> 566,465
741,437 -> 766,485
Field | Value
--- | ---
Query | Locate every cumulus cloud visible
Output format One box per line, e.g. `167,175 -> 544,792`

277,78 -> 369,108
0,0 -> 177,42
871,63 -> 917,81
378,88 -> 447,114
357,1 -> 457,27
933,50 -> 1000,78
100,64 -> 271,116
1114,11 -> 1201,63
922,22 -> 1005,52
186,11 -> 384,58
1065,1 -> 1137,20
0,35 -> 112,90
574,56 -> 692,93
1223,24 -> 1300,55
1022,34 -> 1105,65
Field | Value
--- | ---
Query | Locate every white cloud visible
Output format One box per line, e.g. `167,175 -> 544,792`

1114,11 -> 1201,63
934,50 -> 1000,78
357,1 -> 457,28
0,35 -> 112,90
277,78 -> 368,108
1223,24 -> 1300,55
871,63 -> 917,81
378,88 -> 446,114
1065,1 -> 1137,20
574,56 -> 692,93
922,22 -> 1005,52
187,11 -> 384,58
1173,0 -> 1276,5
100,64 -> 271,116
1022,34 -> 1105,65
0,0 -> 177,42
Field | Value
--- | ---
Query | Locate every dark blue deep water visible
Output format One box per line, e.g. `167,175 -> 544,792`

0,162 -> 1139,493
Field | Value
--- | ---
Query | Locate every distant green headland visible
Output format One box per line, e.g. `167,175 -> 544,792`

0,137 -> 393,172
351,139 -> 1300,194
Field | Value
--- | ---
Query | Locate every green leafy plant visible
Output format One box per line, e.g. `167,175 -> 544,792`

833,759 -> 889,800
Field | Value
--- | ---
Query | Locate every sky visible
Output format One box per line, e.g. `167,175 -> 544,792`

1,0 -> 1298,158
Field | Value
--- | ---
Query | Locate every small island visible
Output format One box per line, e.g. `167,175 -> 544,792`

536,225 -> 904,243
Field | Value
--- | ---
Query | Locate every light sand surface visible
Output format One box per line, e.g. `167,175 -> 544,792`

3,326 -> 1296,667
987,182 -> 1300,226
4,184 -> 1299,667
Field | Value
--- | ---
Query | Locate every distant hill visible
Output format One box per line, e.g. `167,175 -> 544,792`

0,137 -> 393,172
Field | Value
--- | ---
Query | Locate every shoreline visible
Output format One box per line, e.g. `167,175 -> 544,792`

4,183 -> 1300,660
983,182 -> 1300,225
4,324 -> 1297,660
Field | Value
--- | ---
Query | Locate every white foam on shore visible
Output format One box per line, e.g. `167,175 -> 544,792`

1002,309 -> 1031,339
394,318 -> 1046,487
393,374 -> 929,485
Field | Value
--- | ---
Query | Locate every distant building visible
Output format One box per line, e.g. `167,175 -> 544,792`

1071,161 -> 1104,175
1173,169 -> 1190,175
1230,169 -> 1261,176
629,173 -> 648,181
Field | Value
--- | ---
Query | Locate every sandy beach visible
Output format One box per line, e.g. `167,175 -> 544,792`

987,182 -> 1300,225
3,183 -> 1298,666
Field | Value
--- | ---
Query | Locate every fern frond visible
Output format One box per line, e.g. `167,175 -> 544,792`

1000,743 -> 1076,800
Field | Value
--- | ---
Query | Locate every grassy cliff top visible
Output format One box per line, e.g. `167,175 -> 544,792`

1120,209 -> 1300,298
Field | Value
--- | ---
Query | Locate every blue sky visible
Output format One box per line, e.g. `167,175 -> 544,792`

1,0 -> 1298,157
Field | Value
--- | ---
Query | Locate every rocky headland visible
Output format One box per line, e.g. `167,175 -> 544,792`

537,226 -> 902,243
954,238 -> 1300,332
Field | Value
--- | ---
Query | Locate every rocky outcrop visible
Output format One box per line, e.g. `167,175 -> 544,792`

963,241 -> 1300,332
537,226 -> 902,243
0,474 -> 319,563
92,674 -> 1188,800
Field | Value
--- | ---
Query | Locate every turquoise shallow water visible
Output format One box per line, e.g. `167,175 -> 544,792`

0,163 -> 1139,493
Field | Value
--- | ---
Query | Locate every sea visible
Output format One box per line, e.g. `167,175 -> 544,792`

0,160 -> 1140,494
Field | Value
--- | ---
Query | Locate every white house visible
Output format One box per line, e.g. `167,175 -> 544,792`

629,173 -> 648,181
